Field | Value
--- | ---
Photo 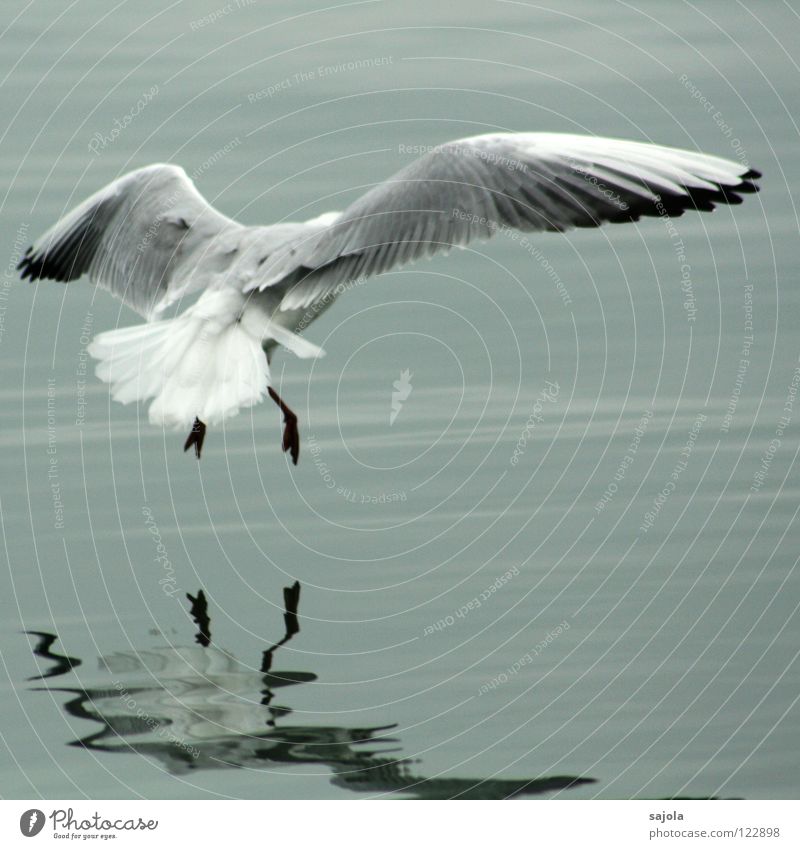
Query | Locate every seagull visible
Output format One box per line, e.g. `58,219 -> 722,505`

19,133 -> 760,461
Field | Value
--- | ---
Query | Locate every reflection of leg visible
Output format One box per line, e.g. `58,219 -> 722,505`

183,418 -> 207,459
268,387 -> 299,465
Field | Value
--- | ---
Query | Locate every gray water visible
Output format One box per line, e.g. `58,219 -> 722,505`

1,0 -> 798,799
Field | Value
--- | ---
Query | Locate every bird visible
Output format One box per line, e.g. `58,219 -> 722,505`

18,132 -> 760,461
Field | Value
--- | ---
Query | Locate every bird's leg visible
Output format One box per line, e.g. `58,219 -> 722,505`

268,386 -> 299,465
183,417 -> 207,459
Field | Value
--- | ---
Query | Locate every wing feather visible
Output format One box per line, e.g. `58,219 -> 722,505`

18,163 -> 243,318
250,133 -> 759,311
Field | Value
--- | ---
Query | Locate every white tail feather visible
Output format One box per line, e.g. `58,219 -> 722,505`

88,306 -> 270,429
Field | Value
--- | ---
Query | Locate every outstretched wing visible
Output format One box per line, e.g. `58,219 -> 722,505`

18,164 -> 243,318
246,132 -> 760,311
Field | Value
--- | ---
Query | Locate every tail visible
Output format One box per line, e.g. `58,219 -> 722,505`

87,306 -> 270,429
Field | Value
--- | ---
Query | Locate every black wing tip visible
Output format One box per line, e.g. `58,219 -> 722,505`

678,174 -> 761,211
17,199 -> 112,284
554,164 -> 761,231
18,248 -> 72,283
17,247 -> 47,282
722,166 -> 762,197
17,246 -> 32,276
610,168 -> 762,225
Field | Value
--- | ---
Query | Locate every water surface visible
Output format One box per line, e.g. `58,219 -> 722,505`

1,0 -> 798,799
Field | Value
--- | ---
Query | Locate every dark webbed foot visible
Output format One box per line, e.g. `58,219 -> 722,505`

268,387 -> 299,465
282,415 -> 300,466
183,417 -> 207,459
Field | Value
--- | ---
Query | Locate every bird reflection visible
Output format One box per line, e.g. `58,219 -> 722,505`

27,585 -> 595,799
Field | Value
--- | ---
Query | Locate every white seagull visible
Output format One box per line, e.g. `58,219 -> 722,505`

19,133 -> 760,460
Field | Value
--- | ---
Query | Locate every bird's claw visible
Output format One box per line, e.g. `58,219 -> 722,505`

282,414 -> 299,465
268,386 -> 299,465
